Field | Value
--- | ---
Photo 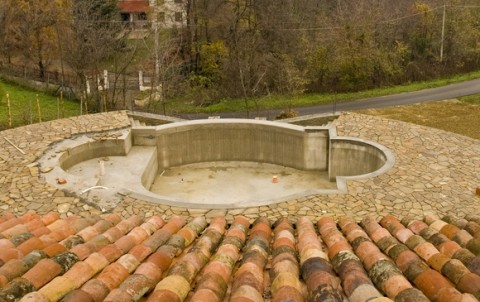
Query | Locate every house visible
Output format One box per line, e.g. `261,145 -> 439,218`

117,0 -> 187,30
149,0 -> 187,28
118,0 -> 151,29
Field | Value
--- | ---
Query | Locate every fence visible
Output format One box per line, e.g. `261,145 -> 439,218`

0,63 -> 157,93
0,91 -> 76,131
0,63 -> 165,118
0,63 -> 80,89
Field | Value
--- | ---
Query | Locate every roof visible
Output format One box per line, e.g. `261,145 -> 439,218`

117,0 -> 151,13
0,211 -> 479,301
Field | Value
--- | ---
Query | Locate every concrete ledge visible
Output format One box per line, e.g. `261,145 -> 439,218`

59,131 -> 132,170
127,110 -> 185,125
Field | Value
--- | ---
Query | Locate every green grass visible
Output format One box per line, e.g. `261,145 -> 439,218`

0,80 -> 81,130
165,70 -> 480,114
2,68 -> 480,129
459,94 -> 480,104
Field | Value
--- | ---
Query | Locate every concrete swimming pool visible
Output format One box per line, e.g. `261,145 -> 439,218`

39,119 -> 395,210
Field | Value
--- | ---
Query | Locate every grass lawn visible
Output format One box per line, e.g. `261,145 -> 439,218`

355,98 -> 480,140
0,80 -> 81,130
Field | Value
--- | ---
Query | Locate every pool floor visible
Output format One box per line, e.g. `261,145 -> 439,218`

150,161 -> 336,205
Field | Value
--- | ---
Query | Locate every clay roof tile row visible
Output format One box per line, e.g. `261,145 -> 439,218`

0,211 -> 480,302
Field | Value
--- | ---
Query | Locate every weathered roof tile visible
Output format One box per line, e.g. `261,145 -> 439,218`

2,212 -> 480,301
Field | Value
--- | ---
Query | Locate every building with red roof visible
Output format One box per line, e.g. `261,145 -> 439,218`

117,0 -> 186,31
118,0 -> 151,29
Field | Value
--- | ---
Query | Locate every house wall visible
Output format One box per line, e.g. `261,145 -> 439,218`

150,0 -> 187,28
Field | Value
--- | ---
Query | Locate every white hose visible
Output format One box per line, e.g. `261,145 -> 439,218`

81,186 -> 109,194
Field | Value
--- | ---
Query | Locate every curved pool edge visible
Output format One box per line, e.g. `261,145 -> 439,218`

39,119 -> 396,210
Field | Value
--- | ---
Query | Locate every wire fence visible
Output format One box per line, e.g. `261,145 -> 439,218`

0,62 -> 158,107
0,63 -> 80,89
0,91 -> 77,130
0,63 -> 155,93
0,63 -> 164,129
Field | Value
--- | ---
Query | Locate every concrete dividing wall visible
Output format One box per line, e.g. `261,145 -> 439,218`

140,148 -> 158,189
59,131 -> 132,170
328,138 -> 387,181
133,120 -> 330,171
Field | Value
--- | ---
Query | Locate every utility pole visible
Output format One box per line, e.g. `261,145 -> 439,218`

154,20 -> 160,82
440,0 -> 446,62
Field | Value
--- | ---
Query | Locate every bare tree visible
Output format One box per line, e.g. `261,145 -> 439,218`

62,0 -> 126,111
1,0 -> 60,78
147,30 -> 187,115
0,1 -> 15,64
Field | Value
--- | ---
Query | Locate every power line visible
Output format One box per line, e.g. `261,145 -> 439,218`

6,4 -> 480,31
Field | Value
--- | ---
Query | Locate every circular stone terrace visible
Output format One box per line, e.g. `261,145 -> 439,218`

0,111 -> 479,221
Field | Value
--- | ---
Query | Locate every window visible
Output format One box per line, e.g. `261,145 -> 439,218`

174,12 -> 182,22
120,13 -> 129,22
158,12 -> 165,22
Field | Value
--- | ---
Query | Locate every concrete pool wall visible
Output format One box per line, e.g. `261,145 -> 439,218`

41,119 -> 395,209
329,138 -> 389,181
132,119 -> 390,181
58,131 -> 132,171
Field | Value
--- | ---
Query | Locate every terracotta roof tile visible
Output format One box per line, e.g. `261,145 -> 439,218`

374,215 -> 480,300
465,222 -> 480,239
189,216 -> 248,302
117,0 -> 151,13
0,217 -> 22,234
2,212 -> 480,301
419,217 -> 480,278
0,213 -> 15,225
229,218 -> 271,302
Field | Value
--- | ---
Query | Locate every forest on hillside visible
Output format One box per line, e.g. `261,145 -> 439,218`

1,0 -> 480,110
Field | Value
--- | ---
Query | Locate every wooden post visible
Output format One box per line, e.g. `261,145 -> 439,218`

29,98 -> 32,124
36,94 -> 42,123
103,94 -> 107,112
6,93 -> 12,128
61,91 -> 64,118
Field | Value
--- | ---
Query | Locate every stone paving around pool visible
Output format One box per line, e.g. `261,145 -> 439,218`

0,111 -> 479,222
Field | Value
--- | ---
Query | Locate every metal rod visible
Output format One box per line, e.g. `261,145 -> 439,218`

3,137 -> 26,155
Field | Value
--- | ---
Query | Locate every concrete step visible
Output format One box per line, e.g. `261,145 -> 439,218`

130,118 -> 147,127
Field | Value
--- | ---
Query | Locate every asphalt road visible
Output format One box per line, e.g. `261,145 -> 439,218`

179,78 -> 480,120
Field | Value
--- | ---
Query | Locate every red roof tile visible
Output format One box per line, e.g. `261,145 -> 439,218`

1,212 -> 480,301
117,0 -> 151,13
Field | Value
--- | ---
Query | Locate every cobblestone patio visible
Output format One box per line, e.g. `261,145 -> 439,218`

0,111 -> 479,222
